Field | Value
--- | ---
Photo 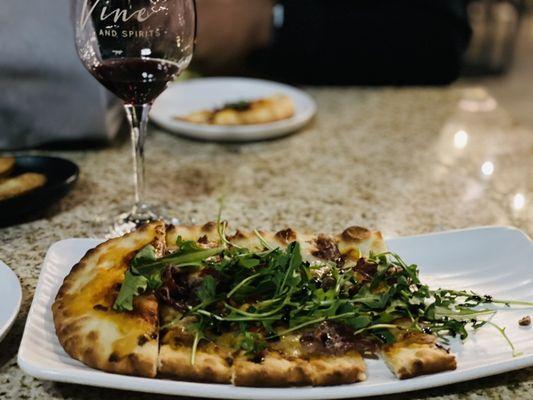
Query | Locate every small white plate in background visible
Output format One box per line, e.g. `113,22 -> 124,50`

0,260 -> 22,342
151,77 -> 317,142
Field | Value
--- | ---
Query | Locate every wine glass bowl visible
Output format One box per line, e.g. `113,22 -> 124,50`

72,0 -> 196,234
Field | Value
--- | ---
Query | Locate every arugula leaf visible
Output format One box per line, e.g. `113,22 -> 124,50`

186,318 -> 207,365
239,257 -> 260,269
113,270 -> 148,312
277,242 -> 302,295
157,247 -> 224,268
176,236 -> 205,254
351,287 -> 391,309
239,331 -> 267,356
374,328 -> 396,344
127,245 -> 163,290
197,275 -> 217,304
345,315 -> 372,329
131,245 -> 157,268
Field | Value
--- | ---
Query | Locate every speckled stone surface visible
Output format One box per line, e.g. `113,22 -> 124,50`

0,86 -> 531,400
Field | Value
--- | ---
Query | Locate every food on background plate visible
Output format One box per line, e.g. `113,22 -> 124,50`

176,94 -> 295,125
0,172 -> 47,201
0,157 -> 15,178
52,220 -> 530,386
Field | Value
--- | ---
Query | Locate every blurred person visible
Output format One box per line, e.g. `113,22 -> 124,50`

0,0 -> 122,150
194,0 -> 472,85
0,0 -> 471,149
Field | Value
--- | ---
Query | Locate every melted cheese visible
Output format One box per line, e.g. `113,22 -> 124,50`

337,231 -> 387,260
270,334 -> 304,358
214,333 -> 241,351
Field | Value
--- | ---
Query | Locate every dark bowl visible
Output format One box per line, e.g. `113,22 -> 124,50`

0,156 -> 79,222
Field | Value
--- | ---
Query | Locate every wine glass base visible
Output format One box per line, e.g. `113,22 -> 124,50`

111,203 -> 179,237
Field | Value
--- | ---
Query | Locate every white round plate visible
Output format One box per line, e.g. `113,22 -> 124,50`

0,260 -> 22,342
151,77 -> 317,142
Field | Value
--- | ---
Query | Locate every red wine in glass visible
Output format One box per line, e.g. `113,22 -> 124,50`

72,0 -> 196,234
90,58 -> 182,105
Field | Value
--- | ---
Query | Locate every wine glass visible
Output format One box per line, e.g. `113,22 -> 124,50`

72,0 -> 196,234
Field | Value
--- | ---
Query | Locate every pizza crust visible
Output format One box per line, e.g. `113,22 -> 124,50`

158,303 -> 233,383
232,351 -> 366,387
381,333 -> 457,379
158,343 -> 233,383
52,221 -> 166,378
165,222 -> 387,264
232,351 -> 312,387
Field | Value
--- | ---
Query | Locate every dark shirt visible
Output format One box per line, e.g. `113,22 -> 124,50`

252,0 -> 471,85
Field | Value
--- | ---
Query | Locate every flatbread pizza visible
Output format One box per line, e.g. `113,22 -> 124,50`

52,220 -> 523,386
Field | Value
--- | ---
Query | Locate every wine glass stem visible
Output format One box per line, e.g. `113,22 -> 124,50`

124,104 -> 151,211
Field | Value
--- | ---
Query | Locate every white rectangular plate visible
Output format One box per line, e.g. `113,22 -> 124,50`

18,227 -> 533,399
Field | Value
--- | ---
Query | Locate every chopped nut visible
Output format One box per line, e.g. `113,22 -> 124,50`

518,316 -> 531,326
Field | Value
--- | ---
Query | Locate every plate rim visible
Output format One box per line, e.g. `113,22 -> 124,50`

17,354 -> 533,400
150,76 -> 317,142
0,260 -> 22,342
388,224 -> 531,239
17,226 -> 533,399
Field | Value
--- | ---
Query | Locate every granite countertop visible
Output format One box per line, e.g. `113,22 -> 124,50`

0,86 -> 531,399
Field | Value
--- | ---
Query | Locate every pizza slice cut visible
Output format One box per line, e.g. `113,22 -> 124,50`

52,221 -> 166,377
232,340 -> 366,387
158,304 -> 234,383
158,223 -> 383,386
160,222 -> 235,382
381,331 -> 457,379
